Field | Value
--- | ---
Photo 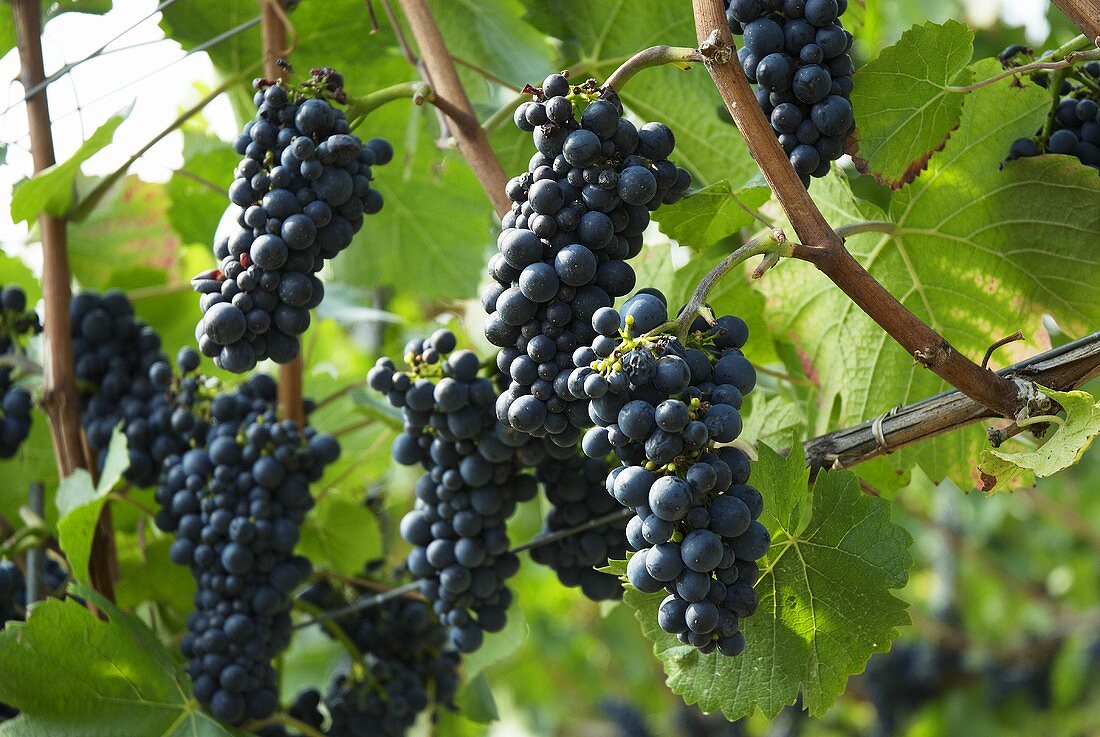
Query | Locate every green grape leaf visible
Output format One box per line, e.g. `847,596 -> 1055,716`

763,64 -> 1100,487
462,605 -> 529,679
456,673 -> 500,724
743,394 -> 805,449
65,175 -> 176,290
10,112 -> 126,224
114,534 -> 197,615
652,182 -> 771,250
851,20 -> 975,188
298,485 -> 383,577
55,428 -> 128,586
0,589 -> 246,737
978,387 -> 1100,492
166,128 -> 236,247
619,444 -> 912,718
429,0 -> 555,90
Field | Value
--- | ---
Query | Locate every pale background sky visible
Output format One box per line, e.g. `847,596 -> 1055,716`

0,0 -> 1055,250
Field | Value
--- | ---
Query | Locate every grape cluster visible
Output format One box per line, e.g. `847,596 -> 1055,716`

71,290 -> 197,487
725,0 -> 855,186
294,578 -> 461,737
1007,60 -> 1100,173
194,69 -> 393,373
369,330 -> 554,653
0,286 -> 40,458
154,373 -> 340,725
530,453 -> 628,601
486,72 -> 691,442
573,291 -> 769,657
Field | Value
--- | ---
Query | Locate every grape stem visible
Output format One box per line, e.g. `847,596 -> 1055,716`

944,38 -> 1100,94
295,505 -> 636,627
346,80 -> 434,130
602,45 -> 705,92
510,508 -> 633,553
396,0 -> 511,215
673,229 -> 789,342
691,0 -> 1036,422
244,713 -> 327,737
292,598 -> 371,680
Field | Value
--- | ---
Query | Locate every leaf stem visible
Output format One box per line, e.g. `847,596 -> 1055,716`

944,41 -> 1100,94
834,220 -> 898,238
674,229 -> 788,341
1015,413 -> 1065,429
292,598 -> 369,678
602,45 -> 704,92
346,80 -> 434,130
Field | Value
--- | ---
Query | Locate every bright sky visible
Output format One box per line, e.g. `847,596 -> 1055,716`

0,0 -> 1054,251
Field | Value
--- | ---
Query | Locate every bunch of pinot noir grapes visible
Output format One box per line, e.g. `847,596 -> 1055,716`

154,371 -> 340,724
369,330 -> 553,653
0,286 -> 40,458
530,452 -> 629,601
294,577 -> 461,736
486,72 -> 691,443
575,291 -> 770,657
193,68 -> 393,372
1006,50 -> 1100,172
71,290 -> 197,486
726,0 -> 855,186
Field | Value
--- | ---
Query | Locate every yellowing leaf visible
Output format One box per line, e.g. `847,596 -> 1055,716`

978,387 -> 1100,492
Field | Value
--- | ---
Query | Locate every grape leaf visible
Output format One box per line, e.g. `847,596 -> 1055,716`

114,534 -> 197,615
0,590 -> 245,737
614,444 -> 912,718
763,64 -> 1100,487
66,176 -> 178,291
429,0 -> 555,90
456,673 -> 500,724
978,387 -> 1100,492
10,112 -> 126,224
55,428 -> 128,586
298,485 -> 383,577
652,182 -> 772,250
462,605 -> 528,679
166,128 -> 235,247
850,20 -> 974,187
